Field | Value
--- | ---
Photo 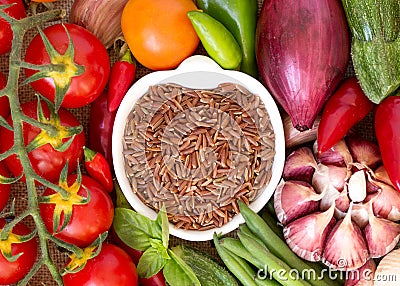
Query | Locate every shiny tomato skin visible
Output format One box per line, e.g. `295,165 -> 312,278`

110,227 -> 167,286
0,219 -> 38,285
0,0 -> 26,55
0,71 -> 10,119
0,100 -> 85,183
375,96 -> 400,192
24,23 -> 110,108
63,243 -> 138,286
39,174 -> 114,247
0,160 -> 11,211
121,0 -> 199,70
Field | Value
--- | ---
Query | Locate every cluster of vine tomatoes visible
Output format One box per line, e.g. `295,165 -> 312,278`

0,1 -> 140,284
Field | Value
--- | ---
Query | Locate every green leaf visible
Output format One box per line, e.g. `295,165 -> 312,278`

137,247 -> 168,278
113,208 -> 162,251
156,204 -> 169,249
164,249 -> 201,286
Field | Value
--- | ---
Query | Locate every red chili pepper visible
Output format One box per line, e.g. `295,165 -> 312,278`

83,146 -> 113,193
107,48 -> 136,113
375,96 -> 400,192
88,91 -> 116,169
317,77 -> 375,154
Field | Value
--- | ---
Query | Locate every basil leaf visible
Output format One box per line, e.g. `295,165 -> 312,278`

163,249 -> 201,286
113,208 -> 162,251
137,247 -> 169,278
156,204 -> 169,249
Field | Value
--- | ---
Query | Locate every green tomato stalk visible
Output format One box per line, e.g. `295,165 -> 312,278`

0,6 -> 99,286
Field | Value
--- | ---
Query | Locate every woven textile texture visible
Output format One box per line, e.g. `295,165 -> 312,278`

0,0 -> 373,285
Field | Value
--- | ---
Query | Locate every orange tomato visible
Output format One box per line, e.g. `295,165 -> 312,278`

121,0 -> 199,70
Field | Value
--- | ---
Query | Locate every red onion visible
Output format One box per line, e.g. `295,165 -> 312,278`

256,0 -> 350,131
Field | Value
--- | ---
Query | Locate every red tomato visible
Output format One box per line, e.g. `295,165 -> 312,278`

0,0 -> 26,55
0,219 -> 38,285
375,96 -> 400,192
0,71 -> 10,118
39,174 -> 114,247
63,243 -> 138,286
0,99 -> 85,183
110,227 -> 166,286
24,23 -> 110,108
0,160 -> 11,211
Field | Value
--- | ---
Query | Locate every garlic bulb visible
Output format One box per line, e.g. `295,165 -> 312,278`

275,136 -> 400,273
70,0 -> 129,49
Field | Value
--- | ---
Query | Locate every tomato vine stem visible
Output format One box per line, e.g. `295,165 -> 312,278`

0,7 -> 89,286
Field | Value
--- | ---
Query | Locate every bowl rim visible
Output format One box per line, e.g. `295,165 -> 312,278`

112,55 -> 285,241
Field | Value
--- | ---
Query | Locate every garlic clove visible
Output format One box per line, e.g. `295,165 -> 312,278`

326,164 -> 348,191
364,202 -> 400,258
374,248 -> 400,286
334,186 -> 351,218
322,203 -> 369,271
283,147 -> 317,182
346,136 -> 382,170
344,258 -> 376,286
283,204 -> 336,262
315,139 -> 353,167
284,113 -> 320,149
373,165 -> 394,187
366,171 -> 381,194
348,170 -> 367,203
351,201 -> 370,229
370,180 -> 400,221
312,164 -> 350,215
274,179 -> 323,225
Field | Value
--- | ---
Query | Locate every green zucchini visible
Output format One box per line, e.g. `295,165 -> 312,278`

341,0 -> 400,103
171,244 -> 239,286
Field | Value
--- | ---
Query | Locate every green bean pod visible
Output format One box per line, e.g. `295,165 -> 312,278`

217,236 -> 279,286
213,234 -> 258,286
238,201 -> 339,286
238,224 -> 269,248
238,231 -> 311,286
187,10 -> 242,70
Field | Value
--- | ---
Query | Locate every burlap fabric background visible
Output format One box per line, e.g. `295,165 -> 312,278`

0,0 -> 374,285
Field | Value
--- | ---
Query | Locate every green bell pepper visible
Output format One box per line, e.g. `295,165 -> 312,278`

196,0 -> 258,77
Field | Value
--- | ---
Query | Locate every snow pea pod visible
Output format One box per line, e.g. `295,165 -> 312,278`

196,0 -> 258,76
187,10 -> 242,70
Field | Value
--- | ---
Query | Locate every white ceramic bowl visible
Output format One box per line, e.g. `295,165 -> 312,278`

112,55 -> 285,241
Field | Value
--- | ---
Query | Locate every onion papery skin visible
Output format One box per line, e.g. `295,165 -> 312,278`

256,0 -> 350,131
